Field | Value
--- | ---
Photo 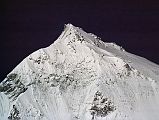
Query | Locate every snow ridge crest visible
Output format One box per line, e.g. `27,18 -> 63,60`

55,23 -> 104,48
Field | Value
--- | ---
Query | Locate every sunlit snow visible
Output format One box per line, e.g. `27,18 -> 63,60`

0,24 -> 159,120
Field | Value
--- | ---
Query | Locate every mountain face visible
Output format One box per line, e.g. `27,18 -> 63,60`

1,24 -> 159,120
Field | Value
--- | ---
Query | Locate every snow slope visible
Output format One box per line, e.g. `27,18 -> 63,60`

0,24 -> 159,120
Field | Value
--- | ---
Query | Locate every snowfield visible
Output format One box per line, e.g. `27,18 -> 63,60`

0,24 -> 159,120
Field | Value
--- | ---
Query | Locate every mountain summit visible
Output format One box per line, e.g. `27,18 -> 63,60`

1,24 -> 159,120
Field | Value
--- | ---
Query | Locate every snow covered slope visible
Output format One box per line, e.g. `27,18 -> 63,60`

1,24 -> 159,120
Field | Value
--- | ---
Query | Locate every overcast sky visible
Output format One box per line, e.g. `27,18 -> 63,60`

1,0 -> 159,81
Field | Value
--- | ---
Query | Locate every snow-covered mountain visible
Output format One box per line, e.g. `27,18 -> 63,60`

1,24 -> 159,120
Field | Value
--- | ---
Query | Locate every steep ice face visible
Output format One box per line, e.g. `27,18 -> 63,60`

0,24 -> 159,120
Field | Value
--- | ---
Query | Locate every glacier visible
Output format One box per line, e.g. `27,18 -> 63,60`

0,24 -> 159,120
